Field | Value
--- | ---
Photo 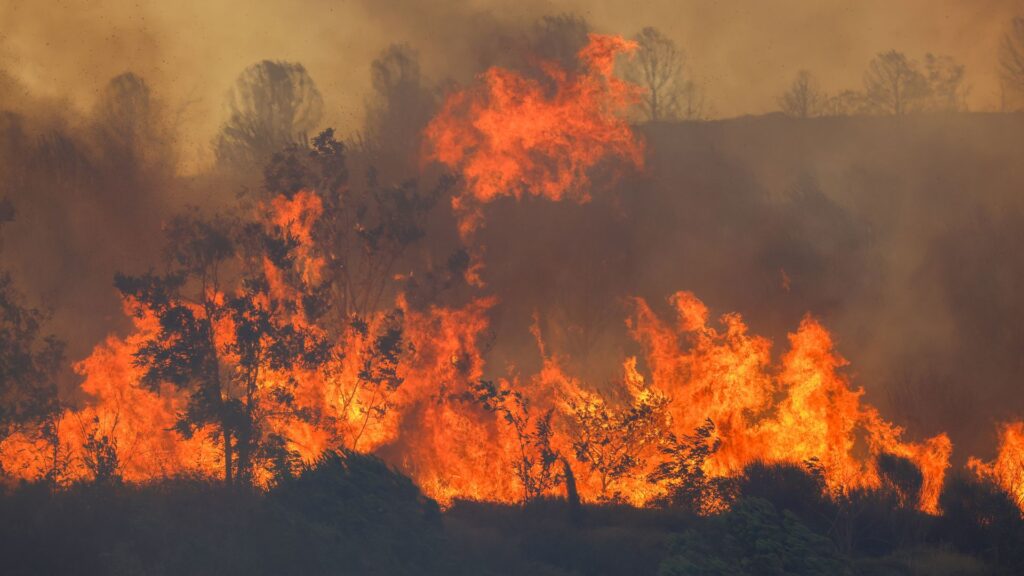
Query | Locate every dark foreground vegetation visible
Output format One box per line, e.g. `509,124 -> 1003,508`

1,453 -> 1022,575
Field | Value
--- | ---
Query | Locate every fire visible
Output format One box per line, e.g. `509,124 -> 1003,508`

423,33 -> 644,241
0,303 -> 221,483
626,292 -> 951,513
969,422 -> 1024,510
263,189 -> 325,304
0,33 -> 983,518
0,241 -> 954,513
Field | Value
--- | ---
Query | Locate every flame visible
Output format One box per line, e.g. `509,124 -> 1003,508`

0,266 -> 953,513
0,302 -> 222,483
625,292 -> 951,513
969,422 -> 1024,510
0,34 -> 975,514
423,33 -> 644,244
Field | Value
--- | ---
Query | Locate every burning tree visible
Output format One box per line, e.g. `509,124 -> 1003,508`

565,365 -> 669,500
342,311 -> 406,451
649,418 -> 734,514
0,274 -> 63,444
0,201 -> 64,482
263,130 -> 441,320
472,379 -> 562,503
116,205 -> 330,486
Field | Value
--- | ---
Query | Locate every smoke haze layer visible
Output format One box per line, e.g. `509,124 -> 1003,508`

2,0 -> 1024,464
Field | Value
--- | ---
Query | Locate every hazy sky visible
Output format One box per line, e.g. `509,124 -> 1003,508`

1,0 -> 1019,170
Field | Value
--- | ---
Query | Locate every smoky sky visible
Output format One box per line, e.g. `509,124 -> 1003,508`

1,0 -> 1020,171
3,0 -> 1024,463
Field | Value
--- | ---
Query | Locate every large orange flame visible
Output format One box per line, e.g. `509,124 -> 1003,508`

0,33 -> 979,517
423,33 -> 644,241
0,252 -> 954,513
625,292 -> 951,513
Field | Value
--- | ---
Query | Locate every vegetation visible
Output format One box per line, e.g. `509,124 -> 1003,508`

625,27 -> 708,121
778,50 -> 967,117
471,379 -> 564,503
4,10 -> 1024,576
214,60 -> 324,171
1,454 -> 1021,575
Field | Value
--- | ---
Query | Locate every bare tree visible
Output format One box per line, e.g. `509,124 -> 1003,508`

626,27 -> 688,122
863,51 -> 929,116
1000,17 -> 1024,103
924,54 -> 967,112
678,79 -> 709,120
214,61 -> 323,169
779,70 -> 827,118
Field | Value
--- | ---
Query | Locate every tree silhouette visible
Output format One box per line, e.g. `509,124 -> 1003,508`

863,51 -> 929,116
566,383 -> 668,499
0,274 -> 63,443
93,72 -> 175,177
779,70 -> 827,118
0,204 -> 63,446
825,89 -> 866,116
471,379 -> 562,503
263,130 -> 441,320
116,208 -> 328,486
625,27 -> 689,122
1000,17 -> 1024,102
116,213 -> 238,484
358,44 -> 436,175
649,418 -> 732,514
923,53 -> 967,112
0,203 -> 64,485
214,61 -> 323,170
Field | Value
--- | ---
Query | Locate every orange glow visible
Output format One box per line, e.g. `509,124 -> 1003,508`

0,275 -> 953,513
423,33 -> 644,242
0,35 -> 971,516
969,422 -> 1024,510
626,292 -> 951,513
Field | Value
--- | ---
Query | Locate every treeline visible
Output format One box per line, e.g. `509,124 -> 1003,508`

778,16 -> 1024,117
778,52 -> 969,118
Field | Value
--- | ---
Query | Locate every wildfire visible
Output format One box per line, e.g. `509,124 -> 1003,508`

3,32 -> 1009,520
969,422 -> 1024,510
625,292 -> 951,513
423,33 -> 644,242
0,270 -> 954,513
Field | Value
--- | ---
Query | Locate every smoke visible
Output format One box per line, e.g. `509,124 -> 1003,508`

2,0 -> 1024,461
2,0 -> 1017,171
474,113 -> 1024,461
